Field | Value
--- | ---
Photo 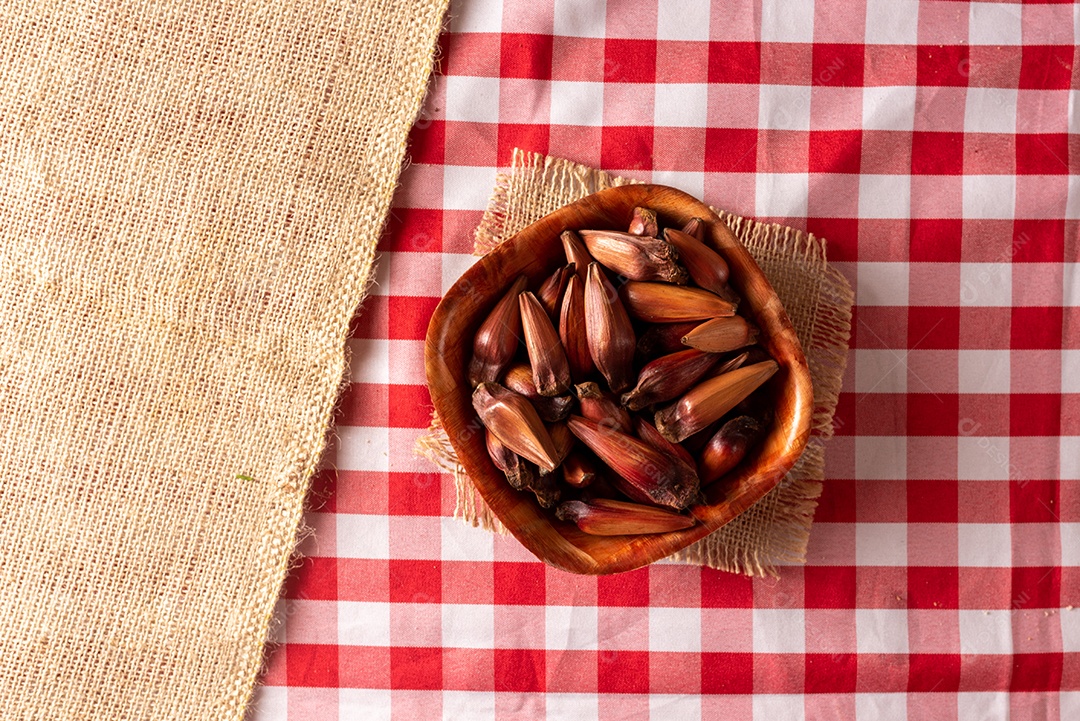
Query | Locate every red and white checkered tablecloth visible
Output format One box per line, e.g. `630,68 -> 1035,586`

250,0 -> 1079,718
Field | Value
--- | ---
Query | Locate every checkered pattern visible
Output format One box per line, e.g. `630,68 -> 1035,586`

250,1 -> 1080,718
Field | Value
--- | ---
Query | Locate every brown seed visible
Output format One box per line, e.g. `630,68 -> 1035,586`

546,421 -> 576,467
681,217 -> 705,241
561,230 -> 592,281
579,230 -> 689,284
636,321 -> 701,359
519,291 -> 572,396
556,498 -> 695,536
654,360 -> 779,442
468,275 -> 528,387
621,348 -> 720,411
664,227 -> 730,294
502,362 -> 574,423
575,381 -> 633,435
537,264 -> 574,319
703,351 -> 750,380
566,415 -> 700,509
699,416 -> 764,485
486,429 -> 534,490
633,416 -> 696,469
562,451 -> 597,488
584,263 -> 637,393
681,316 -> 758,353
472,382 -> 560,472
628,207 -> 659,237
559,274 -> 595,380
526,470 -> 562,508
620,281 -> 736,323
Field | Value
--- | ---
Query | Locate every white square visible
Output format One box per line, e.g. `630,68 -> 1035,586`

759,85 -> 812,131
865,0 -> 919,44
754,695 -> 805,721
449,0 -> 504,33
386,339 -> 426,386
649,608 -> 701,652
336,514 -> 390,558
443,691 -> 496,721
863,86 -> 917,131
250,686 -> 288,719
546,605 -> 598,651
855,349 -> 908,394
337,426 -> 390,471
958,524 -> 1012,567
856,608 -> 909,653
958,692 -> 1009,721
650,695 -> 702,719
1064,605 -> 1080,651
755,173 -> 809,218
963,175 -> 1016,220
753,609 -> 805,653
959,611 -> 1013,655
553,0 -> 607,38
1069,174 -> 1080,219
958,350 -> 1010,393
859,175 -> 911,219
366,256 -> 391,296
655,83 -> 709,128
444,75 -> 500,124
339,689 -> 391,721
959,263 -> 1012,307
547,694 -> 599,721
856,523 -> 908,566
337,601 -> 391,646
855,437 -> 907,480
348,338 -> 390,384
391,428 -> 441,473
1063,692 -> 1080,717
650,171 -> 704,199
657,1 -> 710,41
957,437 -> 1012,480
550,81 -> 605,126
441,253 -> 479,295
1064,264 -> 1080,307
1062,437 -> 1080,480
856,262 -> 909,306
855,693 -> 907,721
968,3 -> 1022,45
441,517 -> 494,562
761,1 -> 814,42
965,88 -> 1018,133
442,604 -> 494,648
443,165 -> 500,211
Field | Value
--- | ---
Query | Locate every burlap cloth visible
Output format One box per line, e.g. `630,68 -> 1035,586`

418,149 -> 853,576
0,1 -> 448,718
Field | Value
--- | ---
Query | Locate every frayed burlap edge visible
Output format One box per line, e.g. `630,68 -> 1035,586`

416,149 -> 853,576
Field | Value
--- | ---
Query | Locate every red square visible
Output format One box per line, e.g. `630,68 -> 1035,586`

598,650 -> 649,693
494,649 -> 545,692
907,480 -> 958,523
388,559 -> 440,604
704,128 -> 757,172
351,295 -> 388,339
443,32 -> 501,77
804,567 -> 856,608
387,296 -> 439,341
1011,307 -> 1063,350
917,45 -> 969,87
808,130 -> 862,173
385,208 -> 443,253
388,384 -> 433,429
964,132 -> 1016,175
1012,653 -> 1063,692
707,42 -> 760,84
1013,566 -> 1059,608
701,653 -> 752,693
908,567 -> 959,609
605,39 -> 657,83
1020,46 -> 1074,90
282,556 -> 338,600
1013,219 -> 1065,262
908,653 -> 960,692
598,567 -> 649,606
338,383 -> 387,427
701,568 -> 753,607
1011,480 -> 1060,524
1017,134 -> 1070,175
757,130 -> 809,173
967,46 -> 1022,89
600,126 -> 653,172
960,307 -> 1012,349
497,124 -> 550,166
805,654 -> 857,693
856,394 -> 907,437
1010,394 -> 1062,437
908,306 -> 960,350
494,561 -> 546,605
807,218 -> 858,261
407,119 -> 445,165
287,644 -> 339,687
387,472 -> 442,516
811,44 -> 864,87
817,478 -> 856,523
761,43 -> 813,85
910,219 -> 962,262
339,646 -> 392,688
911,132 -> 963,175
391,646 -> 442,689
500,34 -> 553,80
907,393 -> 959,436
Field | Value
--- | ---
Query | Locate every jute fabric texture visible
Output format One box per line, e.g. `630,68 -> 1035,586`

0,0 -> 448,717
418,149 -> 853,576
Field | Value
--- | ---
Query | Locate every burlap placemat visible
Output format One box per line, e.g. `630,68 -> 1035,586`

0,1 -> 448,718
418,149 -> 853,576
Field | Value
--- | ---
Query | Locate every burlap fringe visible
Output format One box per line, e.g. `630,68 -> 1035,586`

415,149 -> 853,576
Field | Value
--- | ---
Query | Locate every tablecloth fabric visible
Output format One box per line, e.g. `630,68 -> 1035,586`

252,1 -> 1079,718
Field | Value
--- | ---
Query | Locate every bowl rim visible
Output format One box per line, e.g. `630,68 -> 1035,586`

425,184 -> 813,575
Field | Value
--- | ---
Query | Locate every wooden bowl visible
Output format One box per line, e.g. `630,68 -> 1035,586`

425,185 -> 813,575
